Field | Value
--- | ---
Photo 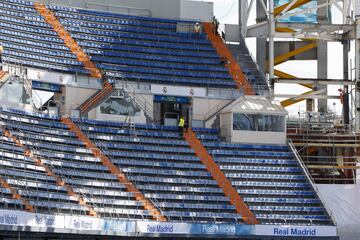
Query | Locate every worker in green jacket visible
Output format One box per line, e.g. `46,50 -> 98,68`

178,116 -> 185,136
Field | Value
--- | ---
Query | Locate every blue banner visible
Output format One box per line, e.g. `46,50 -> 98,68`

275,0 -> 317,23
32,81 -> 61,92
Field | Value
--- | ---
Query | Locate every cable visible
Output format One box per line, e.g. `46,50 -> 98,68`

217,0 -> 236,20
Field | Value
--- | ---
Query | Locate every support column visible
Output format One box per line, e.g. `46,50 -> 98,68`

256,0 -> 267,75
268,0 -> 275,99
355,1 -> 360,133
317,0 -> 329,113
343,41 -> 350,124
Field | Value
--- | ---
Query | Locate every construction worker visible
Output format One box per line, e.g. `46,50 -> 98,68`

193,22 -> 201,33
178,116 -> 185,136
212,16 -> 219,35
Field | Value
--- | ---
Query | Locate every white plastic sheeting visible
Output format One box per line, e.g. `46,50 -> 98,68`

316,184 -> 360,240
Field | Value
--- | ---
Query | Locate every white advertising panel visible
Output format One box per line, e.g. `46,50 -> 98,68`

255,225 -> 337,237
136,221 -> 190,234
151,84 -> 206,98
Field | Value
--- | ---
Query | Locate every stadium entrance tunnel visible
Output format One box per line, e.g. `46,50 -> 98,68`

153,95 -> 192,127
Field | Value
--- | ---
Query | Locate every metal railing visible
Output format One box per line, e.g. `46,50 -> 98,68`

288,139 -> 337,226
118,80 -> 154,121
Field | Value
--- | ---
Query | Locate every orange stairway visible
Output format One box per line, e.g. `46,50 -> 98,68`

78,81 -> 114,115
61,117 -> 167,222
0,70 -> 7,80
0,176 -> 34,212
184,129 -> 258,224
34,2 -> 101,79
203,22 -> 254,95
1,128 -> 97,217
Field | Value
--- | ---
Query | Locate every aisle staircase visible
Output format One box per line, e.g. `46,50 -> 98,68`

33,2 -> 101,79
203,22 -> 254,95
78,81 -> 115,115
61,117 -> 167,222
183,129 -> 258,224
1,128 -> 97,216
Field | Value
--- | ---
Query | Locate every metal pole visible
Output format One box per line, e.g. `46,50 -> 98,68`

343,41 -> 350,125
268,0 -> 275,99
355,1 -> 360,133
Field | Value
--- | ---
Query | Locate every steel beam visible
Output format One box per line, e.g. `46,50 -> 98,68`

276,94 -> 340,99
280,89 -> 326,107
274,69 -> 313,89
275,78 -> 355,85
274,42 -> 317,65
274,0 -> 311,16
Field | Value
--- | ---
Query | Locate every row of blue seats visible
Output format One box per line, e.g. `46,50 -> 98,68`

81,125 -> 181,138
53,8 -> 178,29
22,139 -> 90,154
250,205 -> 324,212
60,18 -> 207,39
34,149 -> 101,164
77,188 -> 134,198
137,184 -> 223,194
66,178 -> 125,189
0,34 -> 73,54
75,118 -> 219,134
7,178 -> 66,192
213,157 -> 298,165
255,214 -> 329,221
101,142 -> 194,154
209,149 -> 293,158
46,159 -> 108,174
19,190 -> 77,202
63,25 -> 210,45
4,42 -> 76,60
72,32 -> 215,51
94,207 -> 151,216
107,70 -> 236,88
4,50 -> 82,66
0,112 -> 68,129
114,159 -> 205,171
164,210 -> 240,219
86,197 -> 143,207
144,192 -> 229,202
238,189 -> 315,197
204,142 -> 289,151
89,134 -> 189,147
82,41 -> 219,59
3,122 -> 75,138
158,202 -> 235,211
12,131 -> 82,146
244,197 -> 320,205
232,181 -> 310,189
104,150 -> 199,162
3,56 -> 88,74
224,172 -> 305,181
220,165 -> 301,173
91,54 -> 226,70
128,175 -> 216,186
93,57 -> 231,79
122,167 -> 211,178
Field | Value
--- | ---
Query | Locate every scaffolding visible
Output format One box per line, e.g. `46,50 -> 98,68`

237,0 -> 360,183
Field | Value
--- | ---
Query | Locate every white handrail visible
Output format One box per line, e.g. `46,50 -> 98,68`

288,139 -> 337,226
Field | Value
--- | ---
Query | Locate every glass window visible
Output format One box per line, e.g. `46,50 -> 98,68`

100,97 -> 141,116
233,113 -> 284,132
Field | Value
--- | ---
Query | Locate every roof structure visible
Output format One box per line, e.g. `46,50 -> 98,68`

221,96 -> 288,115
